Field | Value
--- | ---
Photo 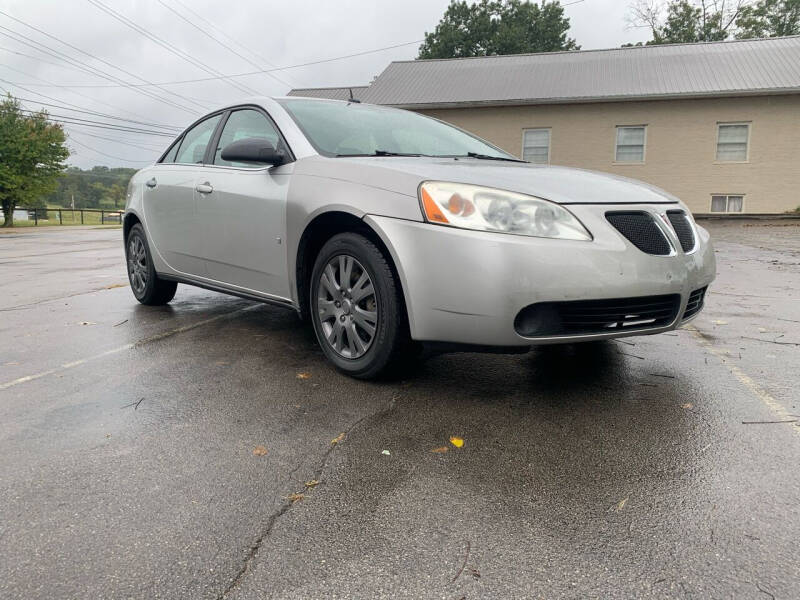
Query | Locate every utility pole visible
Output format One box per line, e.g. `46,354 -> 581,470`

71,193 -> 75,211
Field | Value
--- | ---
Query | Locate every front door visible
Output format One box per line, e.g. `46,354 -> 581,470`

195,108 -> 291,299
142,113 -> 223,277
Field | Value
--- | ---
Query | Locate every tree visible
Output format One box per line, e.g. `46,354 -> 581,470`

44,166 -> 135,209
0,95 -> 68,227
418,0 -> 579,59
736,0 -> 800,37
109,183 -> 126,209
629,0 -> 750,44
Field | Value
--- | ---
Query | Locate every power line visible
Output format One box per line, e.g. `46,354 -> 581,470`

68,129 -> 169,151
171,0 -> 300,87
0,44 -> 92,76
16,109 -> 177,136
86,0 -> 261,96
0,82 -> 181,131
4,39 -> 425,89
0,45 -> 188,124
0,9 -> 212,110
40,112 -> 176,134
0,26 -> 204,116
67,135 -> 155,163
157,0 -> 294,90
0,13 -> 209,114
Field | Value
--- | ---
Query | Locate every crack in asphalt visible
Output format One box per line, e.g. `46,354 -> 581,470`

217,394 -> 400,599
0,284 -> 128,312
0,304 -> 259,390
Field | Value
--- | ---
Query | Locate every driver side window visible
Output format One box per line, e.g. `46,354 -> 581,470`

174,114 -> 222,164
214,109 -> 282,168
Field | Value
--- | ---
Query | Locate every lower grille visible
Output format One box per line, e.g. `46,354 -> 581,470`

606,211 -> 671,256
682,287 -> 707,320
666,210 -> 696,252
515,294 -> 681,337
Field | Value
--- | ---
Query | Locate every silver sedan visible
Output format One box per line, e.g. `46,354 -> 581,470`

124,97 -> 716,378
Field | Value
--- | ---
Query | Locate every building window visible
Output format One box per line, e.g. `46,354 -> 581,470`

711,195 -> 744,213
615,126 -> 646,163
716,123 -> 750,162
522,128 -> 550,164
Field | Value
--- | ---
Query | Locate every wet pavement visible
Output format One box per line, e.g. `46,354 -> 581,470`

1,221 -> 798,599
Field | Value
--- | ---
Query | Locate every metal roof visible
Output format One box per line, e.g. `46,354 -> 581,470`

349,37 -> 800,108
287,86 -> 369,101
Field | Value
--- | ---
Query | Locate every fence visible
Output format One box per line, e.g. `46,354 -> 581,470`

12,207 -> 124,226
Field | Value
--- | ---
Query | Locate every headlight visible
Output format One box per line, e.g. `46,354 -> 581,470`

419,181 -> 592,241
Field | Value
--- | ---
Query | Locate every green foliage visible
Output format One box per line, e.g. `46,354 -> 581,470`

45,165 -> 136,210
0,95 -> 69,226
660,0 -> 728,42
418,0 -> 579,59
629,0 -> 799,45
736,0 -> 800,37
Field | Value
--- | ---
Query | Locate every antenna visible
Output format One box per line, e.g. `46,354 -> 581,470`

348,88 -> 361,103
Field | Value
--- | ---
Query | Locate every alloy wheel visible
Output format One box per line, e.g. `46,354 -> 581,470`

317,254 -> 378,359
127,235 -> 148,295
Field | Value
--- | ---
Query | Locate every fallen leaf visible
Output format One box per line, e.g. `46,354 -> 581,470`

681,403 -> 694,410
331,432 -> 345,445
304,479 -> 320,488
287,492 -> 304,503
617,497 -> 628,511
105,433 -> 112,438
381,449 -> 391,456
296,372 -> 311,379
252,445 -> 268,456
449,436 -> 464,448
215,361 -> 229,366
431,446 -> 449,454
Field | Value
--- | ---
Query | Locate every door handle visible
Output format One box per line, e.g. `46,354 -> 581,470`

195,182 -> 213,194
145,177 -> 157,188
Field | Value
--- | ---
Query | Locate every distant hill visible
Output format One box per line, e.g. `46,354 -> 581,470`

45,166 -> 137,210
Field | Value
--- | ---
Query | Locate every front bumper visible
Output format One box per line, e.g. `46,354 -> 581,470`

366,203 -> 716,347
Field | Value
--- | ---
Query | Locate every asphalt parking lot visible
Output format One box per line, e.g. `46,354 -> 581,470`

1,220 -> 798,599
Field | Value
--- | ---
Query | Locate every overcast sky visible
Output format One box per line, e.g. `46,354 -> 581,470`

0,0 -> 647,169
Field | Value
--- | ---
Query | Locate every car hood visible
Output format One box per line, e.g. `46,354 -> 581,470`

309,156 -> 680,206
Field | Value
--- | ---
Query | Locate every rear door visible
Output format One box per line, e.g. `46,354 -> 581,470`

143,113 -> 223,277
194,107 -> 292,299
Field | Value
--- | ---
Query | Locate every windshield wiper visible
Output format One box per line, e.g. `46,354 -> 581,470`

461,152 -> 527,163
335,150 -> 425,158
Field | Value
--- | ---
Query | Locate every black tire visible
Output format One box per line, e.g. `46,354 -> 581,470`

309,232 -> 410,379
125,223 -> 178,306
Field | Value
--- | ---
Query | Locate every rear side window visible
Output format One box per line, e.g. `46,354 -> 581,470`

174,114 -> 222,164
213,109 -> 282,168
161,139 -> 181,164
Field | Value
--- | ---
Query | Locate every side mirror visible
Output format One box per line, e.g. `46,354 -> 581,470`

220,137 -> 286,166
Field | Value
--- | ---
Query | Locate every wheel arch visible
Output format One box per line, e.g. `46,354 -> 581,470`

123,211 -> 141,241
294,210 -> 410,328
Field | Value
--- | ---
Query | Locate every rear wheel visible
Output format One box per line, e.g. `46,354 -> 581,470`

126,223 -> 177,305
310,232 -> 409,379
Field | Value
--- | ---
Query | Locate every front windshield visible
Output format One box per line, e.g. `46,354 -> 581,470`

278,98 -> 514,159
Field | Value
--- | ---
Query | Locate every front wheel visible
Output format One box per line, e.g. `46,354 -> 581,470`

310,232 -> 410,379
126,223 -> 177,305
